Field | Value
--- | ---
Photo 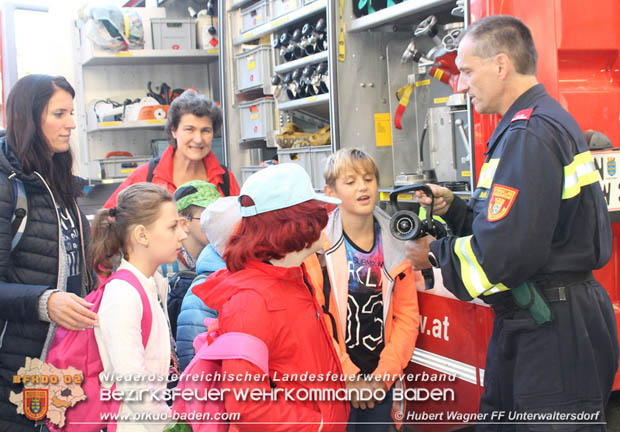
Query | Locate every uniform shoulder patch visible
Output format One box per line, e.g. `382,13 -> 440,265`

487,184 -> 519,222
511,108 -> 534,122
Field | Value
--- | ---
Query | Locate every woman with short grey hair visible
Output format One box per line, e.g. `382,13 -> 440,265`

103,89 -> 239,208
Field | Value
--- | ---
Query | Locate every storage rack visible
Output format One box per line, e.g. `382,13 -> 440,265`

219,0 -> 335,189
73,7 -> 222,184
219,0 -> 470,194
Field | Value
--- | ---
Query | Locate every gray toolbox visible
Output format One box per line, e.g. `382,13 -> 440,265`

277,147 -> 312,176
277,144 -> 331,189
272,0 -> 303,18
235,45 -> 273,92
241,165 -> 268,184
97,155 -> 151,181
239,97 -> 276,141
240,0 -> 269,32
310,145 -> 331,189
151,18 -> 196,50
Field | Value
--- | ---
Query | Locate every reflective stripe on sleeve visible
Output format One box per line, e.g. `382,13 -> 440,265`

482,284 -> 510,296
454,235 -> 510,298
476,158 -> 500,189
562,151 -> 600,199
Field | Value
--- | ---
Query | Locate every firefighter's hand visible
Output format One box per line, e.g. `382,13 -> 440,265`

48,292 -> 99,331
346,378 -> 362,409
405,236 -> 435,270
369,377 -> 388,405
347,377 -> 376,410
415,184 -> 454,216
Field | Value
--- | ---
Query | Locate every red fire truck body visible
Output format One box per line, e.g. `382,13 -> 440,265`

403,0 -> 620,428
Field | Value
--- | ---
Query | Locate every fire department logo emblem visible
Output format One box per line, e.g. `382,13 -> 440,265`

10,357 -> 85,428
488,184 -> 519,222
607,157 -> 616,177
492,199 -> 505,214
23,389 -> 48,421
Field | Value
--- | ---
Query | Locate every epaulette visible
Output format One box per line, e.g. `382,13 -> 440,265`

511,108 -> 534,122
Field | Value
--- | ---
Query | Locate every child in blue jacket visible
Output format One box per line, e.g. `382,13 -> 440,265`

175,196 -> 241,370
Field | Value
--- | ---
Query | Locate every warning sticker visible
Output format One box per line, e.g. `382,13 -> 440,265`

374,113 -> 392,147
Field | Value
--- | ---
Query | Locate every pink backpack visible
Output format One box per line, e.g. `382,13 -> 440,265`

44,269 -> 152,432
172,318 -> 268,431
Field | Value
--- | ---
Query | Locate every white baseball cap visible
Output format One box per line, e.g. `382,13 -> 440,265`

239,163 -> 341,217
200,196 -> 242,257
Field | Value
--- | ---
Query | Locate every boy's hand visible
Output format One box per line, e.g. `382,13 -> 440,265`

415,184 -> 454,216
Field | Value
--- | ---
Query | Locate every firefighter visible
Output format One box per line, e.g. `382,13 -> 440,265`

405,15 -> 619,430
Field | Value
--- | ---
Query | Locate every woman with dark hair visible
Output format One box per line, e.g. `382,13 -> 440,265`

0,74 -> 97,431
103,89 -> 240,208
192,163 -> 349,430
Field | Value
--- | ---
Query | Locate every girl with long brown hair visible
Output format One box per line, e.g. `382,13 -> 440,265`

91,183 -> 186,431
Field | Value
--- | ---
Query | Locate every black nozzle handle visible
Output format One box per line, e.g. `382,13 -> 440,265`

389,183 -> 435,229
422,268 -> 435,290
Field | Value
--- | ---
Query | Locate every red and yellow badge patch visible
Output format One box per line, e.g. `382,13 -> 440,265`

487,184 -> 519,222
23,389 -> 48,421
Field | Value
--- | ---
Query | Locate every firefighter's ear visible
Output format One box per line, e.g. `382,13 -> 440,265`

494,53 -> 511,80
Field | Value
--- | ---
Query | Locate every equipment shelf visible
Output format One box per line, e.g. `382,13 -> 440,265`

234,0 -> 326,45
87,119 -> 166,133
348,0 -> 453,32
80,49 -> 219,66
277,93 -> 330,118
274,50 -> 328,74
229,0 -> 257,11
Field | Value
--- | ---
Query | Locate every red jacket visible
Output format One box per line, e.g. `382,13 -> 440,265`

103,145 -> 240,208
193,260 -> 349,431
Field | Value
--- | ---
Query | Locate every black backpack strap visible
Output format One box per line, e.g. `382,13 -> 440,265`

147,156 -> 161,183
166,269 -> 198,341
9,173 -> 27,252
219,163 -> 230,196
321,265 -> 339,344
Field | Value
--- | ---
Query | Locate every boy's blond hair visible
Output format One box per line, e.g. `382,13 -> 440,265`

323,148 -> 380,187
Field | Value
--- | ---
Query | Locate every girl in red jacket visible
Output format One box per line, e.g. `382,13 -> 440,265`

193,163 -> 349,431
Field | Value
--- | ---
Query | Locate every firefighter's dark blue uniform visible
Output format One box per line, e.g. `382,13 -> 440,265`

430,84 -> 619,430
